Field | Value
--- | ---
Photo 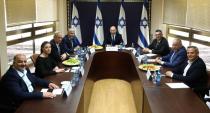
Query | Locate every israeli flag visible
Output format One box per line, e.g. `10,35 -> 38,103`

71,3 -> 82,44
93,5 -> 104,45
138,1 -> 150,48
118,3 -> 127,45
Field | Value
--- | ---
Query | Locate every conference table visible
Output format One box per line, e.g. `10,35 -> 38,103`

15,50 -> 210,113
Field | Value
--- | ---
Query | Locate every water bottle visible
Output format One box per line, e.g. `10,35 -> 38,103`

152,72 -> 157,84
135,47 -> 141,57
131,43 -> 134,48
142,54 -> 148,64
119,42 -> 123,51
71,70 -> 80,87
156,70 -> 161,86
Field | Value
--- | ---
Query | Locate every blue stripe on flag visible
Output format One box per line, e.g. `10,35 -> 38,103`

93,34 -> 101,45
139,31 -> 148,47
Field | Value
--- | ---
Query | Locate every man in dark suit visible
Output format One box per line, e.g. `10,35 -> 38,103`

142,29 -> 170,56
166,46 -> 208,98
50,31 -> 68,62
103,26 -> 123,46
62,28 -> 80,54
155,38 -> 187,68
0,54 -> 59,113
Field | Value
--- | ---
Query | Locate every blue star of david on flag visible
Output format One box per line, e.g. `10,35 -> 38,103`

118,17 -> 126,28
95,16 -> 103,28
72,16 -> 80,27
140,17 -> 148,29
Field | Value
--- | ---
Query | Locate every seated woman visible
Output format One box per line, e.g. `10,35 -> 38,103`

35,41 -> 65,78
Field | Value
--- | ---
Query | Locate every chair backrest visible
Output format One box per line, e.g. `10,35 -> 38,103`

30,54 -> 39,65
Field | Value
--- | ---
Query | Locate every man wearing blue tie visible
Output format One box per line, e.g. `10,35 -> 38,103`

103,26 -> 123,46
62,28 -> 80,53
155,38 -> 187,68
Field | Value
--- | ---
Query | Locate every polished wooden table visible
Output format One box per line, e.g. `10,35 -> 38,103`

15,51 -> 210,113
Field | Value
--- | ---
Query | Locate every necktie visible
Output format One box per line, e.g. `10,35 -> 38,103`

57,44 -> 61,55
70,39 -> 73,48
112,35 -> 115,45
170,52 -> 175,63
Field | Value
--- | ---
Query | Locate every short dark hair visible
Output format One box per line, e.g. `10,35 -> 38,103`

155,29 -> 162,33
187,46 -> 199,53
40,41 -> 51,53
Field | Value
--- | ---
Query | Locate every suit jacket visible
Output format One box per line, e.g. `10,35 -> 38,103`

62,35 -> 80,53
162,46 -> 187,68
50,39 -> 67,62
103,33 -> 123,46
0,66 -> 49,112
148,37 -> 170,56
172,57 -> 208,97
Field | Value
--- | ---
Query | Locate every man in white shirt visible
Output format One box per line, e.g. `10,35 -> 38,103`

0,54 -> 59,113
50,31 -> 68,62
165,46 -> 208,98
155,38 -> 187,68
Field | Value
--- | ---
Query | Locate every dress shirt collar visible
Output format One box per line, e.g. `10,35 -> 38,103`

16,69 -> 27,78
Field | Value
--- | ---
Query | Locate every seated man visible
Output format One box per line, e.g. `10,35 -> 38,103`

155,38 -> 187,68
50,31 -> 68,62
165,46 -> 208,98
0,54 -> 59,113
103,26 -> 123,46
62,28 -> 80,54
142,29 -> 170,56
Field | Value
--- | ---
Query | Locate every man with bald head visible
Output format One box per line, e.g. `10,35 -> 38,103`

62,28 -> 80,53
0,54 -> 59,113
165,46 -> 208,98
155,38 -> 187,68
103,26 -> 123,46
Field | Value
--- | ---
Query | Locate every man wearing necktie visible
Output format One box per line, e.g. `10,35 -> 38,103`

165,46 -> 208,99
155,38 -> 187,68
62,28 -> 80,53
50,32 -> 68,62
0,54 -> 59,113
103,26 -> 123,46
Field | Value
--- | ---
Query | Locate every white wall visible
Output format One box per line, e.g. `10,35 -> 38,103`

0,0 -> 9,76
151,0 -> 166,37
6,0 -> 36,25
57,0 -> 67,35
36,0 -> 57,22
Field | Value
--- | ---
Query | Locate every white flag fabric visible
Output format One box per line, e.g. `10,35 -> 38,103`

93,5 -> 104,45
138,3 -> 150,48
71,3 -> 82,44
118,4 -> 127,45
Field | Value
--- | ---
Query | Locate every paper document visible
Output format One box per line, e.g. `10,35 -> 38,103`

147,59 -> 156,63
72,67 -> 80,70
52,88 -> 63,95
106,47 -> 118,51
166,83 -> 189,89
124,47 -> 134,50
40,88 -> 48,93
